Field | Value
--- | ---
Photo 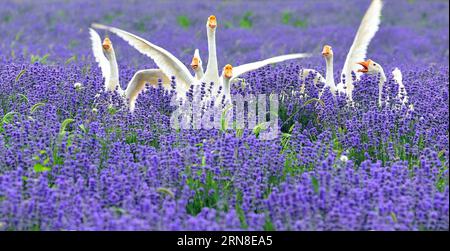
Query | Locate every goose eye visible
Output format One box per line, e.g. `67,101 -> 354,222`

373,63 -> 377,66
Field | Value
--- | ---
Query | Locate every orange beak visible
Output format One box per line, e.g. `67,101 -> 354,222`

191,57 -> 199,70
322,45 -> 332,57
102,37 -> 111,50
208,15 -> 217,29
357,60 -> 371,73
224,64 -> 233,79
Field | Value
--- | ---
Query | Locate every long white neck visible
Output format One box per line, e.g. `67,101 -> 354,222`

325,55 -> 336,94
203,27 -> 219,84
106,48 -> 121,93
222,76 -> 231,103
378,68 -> 386,107
195,64 -> 204,80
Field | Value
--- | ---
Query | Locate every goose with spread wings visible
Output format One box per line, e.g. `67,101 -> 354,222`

90,28 -> 172,112
300,0 -> 383,101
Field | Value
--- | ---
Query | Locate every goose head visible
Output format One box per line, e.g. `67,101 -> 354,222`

102,37 -> 114,58
190,49 -> 202,71
357,59 -> 383,75
322,45 -> 333,59
223,64 -> 233,79
207,15 -> 217,30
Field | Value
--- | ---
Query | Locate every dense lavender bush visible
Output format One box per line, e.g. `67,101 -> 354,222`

0,0 -> 448,230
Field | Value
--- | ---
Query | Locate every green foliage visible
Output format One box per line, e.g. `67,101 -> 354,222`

59,118 -> 75,135
33,150 -> 51,172
65,55 -> 77,65
390,212 -> 398,223
239,11 -> 253,29
311,176 -> 319,194
177,15 -> 191,29
281,11 -> 292,24
30,54 -> 50,64
1,111 -> 17,133
108,105 -> 118,115
157,187 -> 175,199
18,94 -> 29,103
78,124 -> 88,134
15,69 -> 27,83
293,18 -> 308,28
30,102 -> 45,114
281,11 -> 308,28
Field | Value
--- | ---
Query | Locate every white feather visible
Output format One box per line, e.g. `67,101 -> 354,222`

91,23 -> 195,93
392,67 -> 402,84
231,53 -> 311,82
125,69 -> 172,113
300,68 -> 325,86
341,0 -> 383,86
392,67 -> 408,105
89,28 -> 110,81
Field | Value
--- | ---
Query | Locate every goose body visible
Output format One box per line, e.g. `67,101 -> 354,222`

90,28 -> 172,112
357,59 -> 407,108
93,16 -> 311,105
301,0 -> 383,101
91,16 -> 219,97
191,49 -> 204,80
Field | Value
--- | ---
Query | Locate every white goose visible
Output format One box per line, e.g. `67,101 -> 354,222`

357,59 -> 407,108
90,28 -> 171,112
392,67 -> 408,107
301,0 -> 383,101
91,15 -> 219,98
190,49 -> 204,80
218,53 -> 312,102
92,16 -> 311,103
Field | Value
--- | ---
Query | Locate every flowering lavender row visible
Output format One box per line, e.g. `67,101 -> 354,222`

0,0 -> 448,230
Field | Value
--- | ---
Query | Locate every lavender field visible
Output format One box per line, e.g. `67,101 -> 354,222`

0,0 -> 448,231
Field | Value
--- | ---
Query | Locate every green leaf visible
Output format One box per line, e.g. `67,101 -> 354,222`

15,69 -> 26,83
253,122 -> 268,138
39,54 -> 50,64
65,55 -> 77,65
157,187 -> 175,199
2,111 -> 17,124
18,94 -> 28,103
30,102 -> 45,114
177,15 -> 191,29
59,118 -> 75,134
281,11 -> 292,24
288,123 -> 295,133
33,163 -> 51,172
78,124 -> 87,134
311,176 -> 319,194
293,18 -> 308,28
239,11 -> 253,29
390,212 -> 398,223
108,105 -> 118,115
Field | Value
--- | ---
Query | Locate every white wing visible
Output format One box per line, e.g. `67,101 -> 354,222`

231,53 -> 311,82
341,0 -> 383,84
300,68 -> 325,86
91,23 -> 195,92
392,67 -> 408,105
125,69 -> 172,112
392,67 -> 402,85
89,28 -> 110,80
